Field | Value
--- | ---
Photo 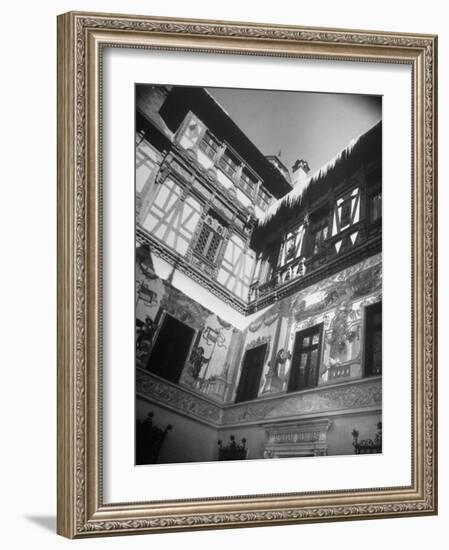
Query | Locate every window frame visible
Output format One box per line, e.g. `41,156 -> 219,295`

193,212 -> 227,266
198,130 -> 220,160
239,167 -> 258,196
368,190 -> 382,223
218,148 -> 240,178
311,223 -> 329,255
287,323 -> 323,393
255,186 -> 272,210
363,301 -> 382,377
340,198 -> 352,228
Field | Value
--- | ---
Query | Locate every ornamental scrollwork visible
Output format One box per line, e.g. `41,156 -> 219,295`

68,14 -> 436,534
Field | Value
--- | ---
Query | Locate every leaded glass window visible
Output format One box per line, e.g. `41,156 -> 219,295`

240,168 -> 258,195
199,131 -> 219,159
218,149 -> 239,178
194,212 -> 226,265
255,187 -> 271,210
288,324 -> 322,392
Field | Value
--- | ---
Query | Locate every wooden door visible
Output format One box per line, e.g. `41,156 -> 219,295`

235,344 -> 267,403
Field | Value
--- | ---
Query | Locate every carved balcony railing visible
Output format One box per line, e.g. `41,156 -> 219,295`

251,257 -> 307,301
257,279 -> 276,297
248,220 -> 381,306
275,256 -> 307,287
327,363 -> 352,381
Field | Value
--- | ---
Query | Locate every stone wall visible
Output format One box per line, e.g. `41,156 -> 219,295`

137,369 -> 381,462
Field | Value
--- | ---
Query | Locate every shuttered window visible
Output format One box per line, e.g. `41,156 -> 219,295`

194,213 -> 226,265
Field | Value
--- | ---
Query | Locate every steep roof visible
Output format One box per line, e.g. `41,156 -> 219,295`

251,121 -> 382,249
159,86 -> 292,199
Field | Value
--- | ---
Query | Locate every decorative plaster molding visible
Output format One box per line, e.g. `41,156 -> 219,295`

263,418 -> 332,457
136,369 -> 223,425
137,369 -> 381,429
222,378 -> 381,425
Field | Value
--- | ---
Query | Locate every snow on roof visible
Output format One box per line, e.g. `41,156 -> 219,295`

256,132 -> 362,225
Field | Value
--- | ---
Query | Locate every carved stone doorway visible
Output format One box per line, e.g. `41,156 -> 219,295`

263,419 -> 332,458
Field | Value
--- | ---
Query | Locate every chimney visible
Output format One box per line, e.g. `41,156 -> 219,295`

292,159 -> 310,192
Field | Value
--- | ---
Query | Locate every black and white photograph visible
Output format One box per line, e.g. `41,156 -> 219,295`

135,84 -> 382,465
1,0 -> 442,544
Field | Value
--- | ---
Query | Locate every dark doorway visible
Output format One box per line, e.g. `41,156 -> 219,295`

288,324 -> 322,392
147,314 -> 195,384
364,301 -> 382,376
235,344 -> 267,403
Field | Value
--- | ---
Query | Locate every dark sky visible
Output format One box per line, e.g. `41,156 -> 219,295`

206,87 -> 381,178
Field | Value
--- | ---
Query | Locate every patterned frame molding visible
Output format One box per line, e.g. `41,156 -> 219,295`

57,11 -> 437,538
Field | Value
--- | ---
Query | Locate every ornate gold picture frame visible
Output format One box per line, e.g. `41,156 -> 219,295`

57,11 -> 437,538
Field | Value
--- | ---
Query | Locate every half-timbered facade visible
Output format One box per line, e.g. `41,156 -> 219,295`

135,85 -> 382,464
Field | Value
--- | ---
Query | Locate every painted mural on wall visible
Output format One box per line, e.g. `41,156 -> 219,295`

136,243 -> 241,402
137,239 -> 381,406
320,299 -> 362,382
238,253 -> 382,398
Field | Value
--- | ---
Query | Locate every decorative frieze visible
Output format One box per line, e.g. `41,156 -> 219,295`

223,377 -> 381,426
136,369 -> 223,425
137,369 -> 381,428
246,335 -> 272,351
249,238 -> 381,312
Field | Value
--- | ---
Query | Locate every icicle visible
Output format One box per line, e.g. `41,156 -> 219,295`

256,133 -> 363,227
